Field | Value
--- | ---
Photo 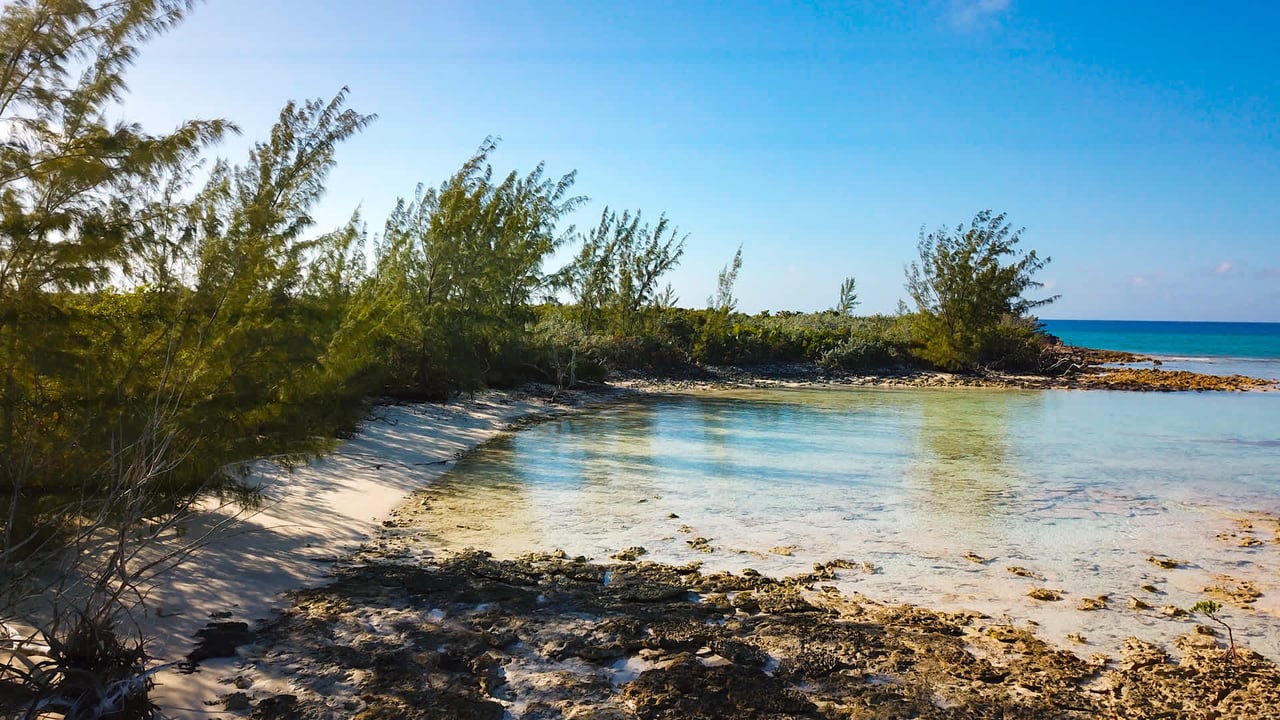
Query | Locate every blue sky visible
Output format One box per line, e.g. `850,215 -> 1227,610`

124,0 -> 1279,320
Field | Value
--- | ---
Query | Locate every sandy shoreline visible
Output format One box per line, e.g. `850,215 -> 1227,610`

143,391 -> 609,717
138,375 -> 1277,717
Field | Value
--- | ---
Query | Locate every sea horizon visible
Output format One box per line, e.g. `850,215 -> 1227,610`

1040,318 -> 1280,380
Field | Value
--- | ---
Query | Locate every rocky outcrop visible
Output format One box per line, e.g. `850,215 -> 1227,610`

224,551 -> 1280,719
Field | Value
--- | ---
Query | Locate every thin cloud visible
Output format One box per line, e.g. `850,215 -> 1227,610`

1130,275 -> 1148,288
1258,268 -> 1280,280
1214,260 -> 1233,276
949,0 -> 1012,29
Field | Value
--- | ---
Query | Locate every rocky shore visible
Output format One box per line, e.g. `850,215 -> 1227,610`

606,351 -> 1275,394
154,351 -> 1278,718
193,550 -> 1280,719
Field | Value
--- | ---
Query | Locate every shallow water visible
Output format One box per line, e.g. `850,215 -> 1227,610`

411,387 -> 1280,658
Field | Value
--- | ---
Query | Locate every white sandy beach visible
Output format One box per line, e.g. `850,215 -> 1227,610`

141,392 -> 564,718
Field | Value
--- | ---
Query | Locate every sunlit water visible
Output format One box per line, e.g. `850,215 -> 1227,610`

408,387 -> 1280,658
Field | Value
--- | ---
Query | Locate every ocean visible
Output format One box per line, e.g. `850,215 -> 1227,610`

1041,319 -> 1280,380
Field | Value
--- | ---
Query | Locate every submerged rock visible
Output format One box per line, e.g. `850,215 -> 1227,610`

1077,595 -> 1107,611
610,546 -> 648,562
1146,555 -> 1183,569
1027,587 -> 1063,601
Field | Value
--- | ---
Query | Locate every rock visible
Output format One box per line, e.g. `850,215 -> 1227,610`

1146,556 -> 1182,569
223,691 -> 252,711
233,675 -> 254,689
1139,584 -> 1160,593
251,694 -> 298,720
768,545 -> 797,557
1120,638 -> 1168,670
1077,595 -> 1107,611
187,621 -> 255,667
1204,578 -> 1263,605
1160,605 -> 1189,618
686,537 -> 714,553
611,546 -> 648,562
1028,587 -> 1063,601
1129,596 -> 1152,610
1067,632 -> 1087,644
1007,566 -> 1042,579
964,551 -> 988,564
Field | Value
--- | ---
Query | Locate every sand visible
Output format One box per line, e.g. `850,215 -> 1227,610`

140,392 -> 565,718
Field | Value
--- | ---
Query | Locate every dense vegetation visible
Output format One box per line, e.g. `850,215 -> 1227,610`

0,2 -> 1056,716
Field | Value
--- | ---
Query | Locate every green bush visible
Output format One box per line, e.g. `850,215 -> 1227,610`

817,316 -> 914,371
977,315 -> 1049,371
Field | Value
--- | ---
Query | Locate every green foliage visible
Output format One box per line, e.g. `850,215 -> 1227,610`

818,315 -> 915,371
709,245 -> 743,314
694,246 -> 744,362
556,207 -> 686,337
1191,600 -> 1237,661
834,276 -> 860,315
1191,600 -> 1223,616
358,140 -> 583,395
905,210 -> 1058,371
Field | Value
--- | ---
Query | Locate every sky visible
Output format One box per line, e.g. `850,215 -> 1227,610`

121,0 -> 1279,321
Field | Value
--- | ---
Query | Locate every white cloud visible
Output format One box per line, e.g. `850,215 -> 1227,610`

1214,260 -> 1233,276
950,0 -> 1012,29
1130,275 -> 1148,288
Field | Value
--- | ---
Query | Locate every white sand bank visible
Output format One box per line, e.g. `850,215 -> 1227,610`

143,392 -> 563,718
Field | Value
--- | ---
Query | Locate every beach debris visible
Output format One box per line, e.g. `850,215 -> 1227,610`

1006,566 -> 1043,580
769,545 -> 797,557
1077,595 -> 1108,611
1129,596 -> 1152,610
686,537 -> 714,553
611,546 -> 648,562
1146,555 -> 1183,569
1027,587 -> 1063,601
964,551 -> 988,564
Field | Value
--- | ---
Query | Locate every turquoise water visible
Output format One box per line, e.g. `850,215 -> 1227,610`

1042,319 -> 1280,380
417,387 -> 1280,657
